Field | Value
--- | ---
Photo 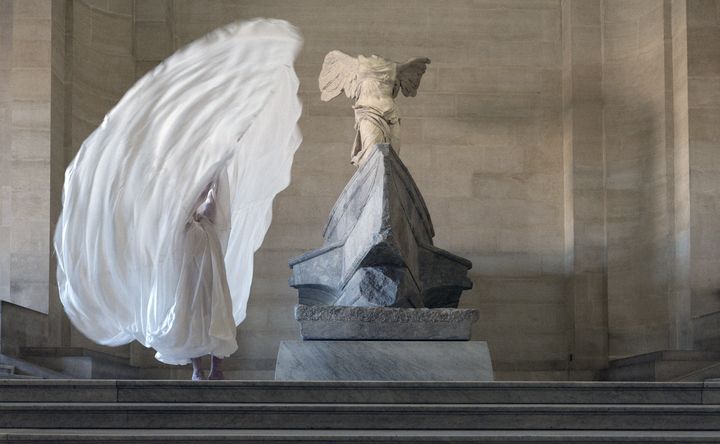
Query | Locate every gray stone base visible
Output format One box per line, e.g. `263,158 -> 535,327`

274,340 -> 493,381
295,305 -> 479,340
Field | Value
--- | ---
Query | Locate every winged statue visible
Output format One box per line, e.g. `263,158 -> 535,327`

319,50 -> 431,165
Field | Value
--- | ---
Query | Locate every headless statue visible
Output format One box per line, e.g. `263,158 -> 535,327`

319,51 -> 431,166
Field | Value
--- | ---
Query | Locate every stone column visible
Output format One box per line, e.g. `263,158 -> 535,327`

601,0 -> 693,358
687,0 -> 720,349
562,0 -> 609,374
0,0 -> 56,355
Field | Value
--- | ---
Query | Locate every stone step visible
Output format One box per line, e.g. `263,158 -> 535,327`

0,380 -> 717,404
675,362 -> 720,382
603,350 -> 720,381
0,354 -> 69,379
0,373 -> 41,380
1,402 -> 719,430
1,429 -> 720,443
19,347 -> 139,379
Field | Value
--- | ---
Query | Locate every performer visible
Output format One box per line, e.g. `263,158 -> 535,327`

179,181 -> 235,380
54,20 -> 303,380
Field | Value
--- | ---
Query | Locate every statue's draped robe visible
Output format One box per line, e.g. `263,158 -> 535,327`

351,56 -> 400,166
54,20 -> 303,364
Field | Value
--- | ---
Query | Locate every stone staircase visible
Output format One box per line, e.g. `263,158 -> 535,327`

0,380 -> 719,442
17,347 -> 139,379
602,351 -> 720,382
0,354 -> 66,380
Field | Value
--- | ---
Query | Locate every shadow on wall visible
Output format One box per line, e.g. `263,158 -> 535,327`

606,97 -> 673,358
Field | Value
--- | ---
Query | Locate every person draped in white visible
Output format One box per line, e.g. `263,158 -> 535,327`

54,19 -> 303,379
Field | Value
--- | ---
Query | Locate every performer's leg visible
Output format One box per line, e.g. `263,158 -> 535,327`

208,355 -> 225,380
191,357 -> 204,381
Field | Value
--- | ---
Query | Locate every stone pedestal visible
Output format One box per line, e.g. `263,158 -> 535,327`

281,141 -> 490,381
288,144 -> 473,309
274,305 -> 494,381
275,340 -> 493,381
294,304 -> 479,340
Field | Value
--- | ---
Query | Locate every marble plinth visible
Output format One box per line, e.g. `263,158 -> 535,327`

274,340 -> 493,381
295,304 -> 479,340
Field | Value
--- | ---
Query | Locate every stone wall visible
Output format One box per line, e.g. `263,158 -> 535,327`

688,0 -> 720,349
561,0 -> 694,360
603,0 -> 674,358
562,0 -> 609,373
0,0 -> 56,355
0,0 -> 52,315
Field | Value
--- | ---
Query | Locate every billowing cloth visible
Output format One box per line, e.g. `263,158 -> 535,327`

54,19 -> 303,364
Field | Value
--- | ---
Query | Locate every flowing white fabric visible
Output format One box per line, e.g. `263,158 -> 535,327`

54,19 -> 303,364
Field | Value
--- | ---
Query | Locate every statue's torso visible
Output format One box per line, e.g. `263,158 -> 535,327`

354,55 -> 397,115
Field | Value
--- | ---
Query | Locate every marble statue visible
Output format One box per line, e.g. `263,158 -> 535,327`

279,51 -> 491,383
289,51 -> 472,310
319,51 -> 431,165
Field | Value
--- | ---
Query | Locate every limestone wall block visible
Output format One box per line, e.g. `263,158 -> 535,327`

10,68 -> 50,100
107,0 -> 132,16
11,17 -> 51,41
134,22 -> 172,61
0,186 -> 10,227
11,38 -> 51,68
688,0 -> 719,25
134,0 -> 169,22
438,67 -> 540,95
571,25 -> 601,64
688,76 -> 720,107
10,129 -> 49,161
689,108 -> 720,141
11,100 -> 50,129
690,28 -> 720,75
12,0 -> 50,19
89,7 -> 132,55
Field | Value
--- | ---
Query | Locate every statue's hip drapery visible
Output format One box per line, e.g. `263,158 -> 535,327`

352,105 -> 400,166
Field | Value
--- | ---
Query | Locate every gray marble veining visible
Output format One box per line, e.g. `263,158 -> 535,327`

295,304 -> 479,340
274,340 -> 493,381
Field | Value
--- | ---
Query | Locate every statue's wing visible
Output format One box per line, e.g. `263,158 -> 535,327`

319,50 -> 359,101
395,57 -> 431,97
54,20 -> 303,351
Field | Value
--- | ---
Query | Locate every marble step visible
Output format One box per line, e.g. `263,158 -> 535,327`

1,402 -> 719,430
0,380 -> 717,404
603,350 -> 720,381
2,429 -> 720,443
0,373 -> 41,379
675,362 -> 720,382
0,354 -> 69,379
19,347 -> 139,379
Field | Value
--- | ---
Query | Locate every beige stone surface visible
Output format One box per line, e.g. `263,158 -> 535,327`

0,0 -> 51,315
688,0 -> 720,343
0,0 -> 718,380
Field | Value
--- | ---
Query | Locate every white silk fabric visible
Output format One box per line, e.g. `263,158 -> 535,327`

54,20 -> 303,364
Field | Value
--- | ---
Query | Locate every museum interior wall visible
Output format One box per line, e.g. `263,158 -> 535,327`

0,0 -> 718,380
